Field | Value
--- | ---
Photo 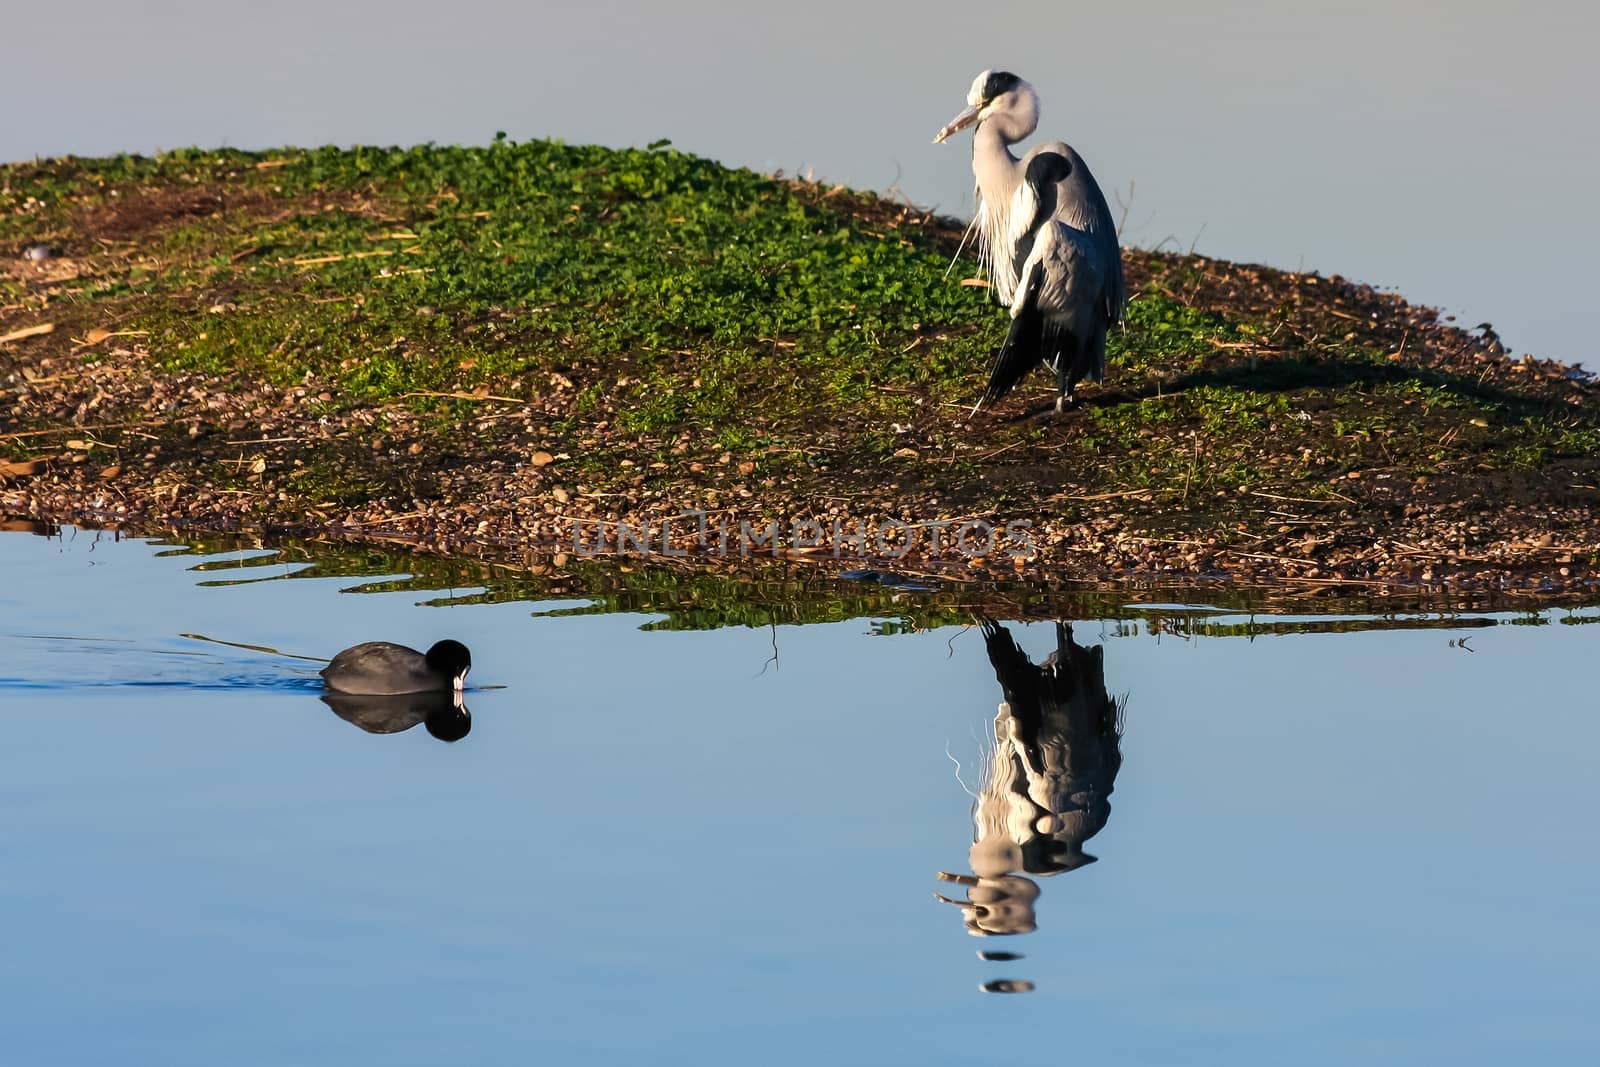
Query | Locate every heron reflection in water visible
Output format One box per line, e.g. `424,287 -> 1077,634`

935,619 -> 1124,982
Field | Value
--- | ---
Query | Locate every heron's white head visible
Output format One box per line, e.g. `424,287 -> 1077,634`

932,69 -> 1039,144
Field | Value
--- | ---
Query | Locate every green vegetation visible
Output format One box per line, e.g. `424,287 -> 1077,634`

4,138 -> 1598,592
5,140 -> 999,422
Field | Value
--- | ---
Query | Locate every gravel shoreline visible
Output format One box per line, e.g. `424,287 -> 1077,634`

4,145 -> 1598,601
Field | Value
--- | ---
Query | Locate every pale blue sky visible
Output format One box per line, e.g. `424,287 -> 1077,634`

9,1 -> 1597,365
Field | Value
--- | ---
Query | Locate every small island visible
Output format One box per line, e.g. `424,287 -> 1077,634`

3,139 -> 1596,597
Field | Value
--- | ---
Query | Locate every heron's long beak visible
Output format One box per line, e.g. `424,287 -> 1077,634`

933,104 -> 982,144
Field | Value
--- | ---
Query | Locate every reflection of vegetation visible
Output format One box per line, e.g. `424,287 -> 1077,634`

137,531 -> 1600,634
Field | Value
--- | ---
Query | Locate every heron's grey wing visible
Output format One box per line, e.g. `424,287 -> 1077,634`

975,261 -> 1047,411
1038,228 -> 1107,335
1100,226 -> 1126,329
1037,228 -> 1099,302
997,227 -> 1105,390
1036,141 -> 1126,324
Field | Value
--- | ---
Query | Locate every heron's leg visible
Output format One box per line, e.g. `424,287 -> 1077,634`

1055,361 -> 1078,415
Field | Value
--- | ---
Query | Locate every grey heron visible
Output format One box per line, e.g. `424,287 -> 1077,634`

933,70 -> 1126,412
976,152 -> 1109,413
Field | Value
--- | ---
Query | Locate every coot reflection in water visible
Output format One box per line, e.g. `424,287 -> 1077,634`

935,619 -> 1125,993
320,690 -> 472,742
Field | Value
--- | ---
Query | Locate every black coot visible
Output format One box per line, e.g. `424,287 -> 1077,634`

319,639 -> 471,695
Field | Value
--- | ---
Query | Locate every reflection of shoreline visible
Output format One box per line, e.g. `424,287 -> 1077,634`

936,619 -> 1125,991
567,512 -> 1037,562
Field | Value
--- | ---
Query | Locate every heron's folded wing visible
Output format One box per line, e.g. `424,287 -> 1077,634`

1037,229 -> 1104,316
1104,248 -> 1127,326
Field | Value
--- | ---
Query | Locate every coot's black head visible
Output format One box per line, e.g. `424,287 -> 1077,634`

424,639 -> 472,687
424,704 -> 473,743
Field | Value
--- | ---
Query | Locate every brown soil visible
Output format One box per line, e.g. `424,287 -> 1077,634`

3,174 -> 1598,604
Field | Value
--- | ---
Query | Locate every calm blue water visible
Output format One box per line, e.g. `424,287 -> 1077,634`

1,527 -> 1596,1065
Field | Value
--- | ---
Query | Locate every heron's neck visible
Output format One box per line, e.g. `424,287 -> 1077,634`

972,122 -> 1025,303
972,120 -> 1023,205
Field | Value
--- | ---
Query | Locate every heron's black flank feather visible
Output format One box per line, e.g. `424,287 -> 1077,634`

977,263 -> 1048,411
1025,151 -> 1072,185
